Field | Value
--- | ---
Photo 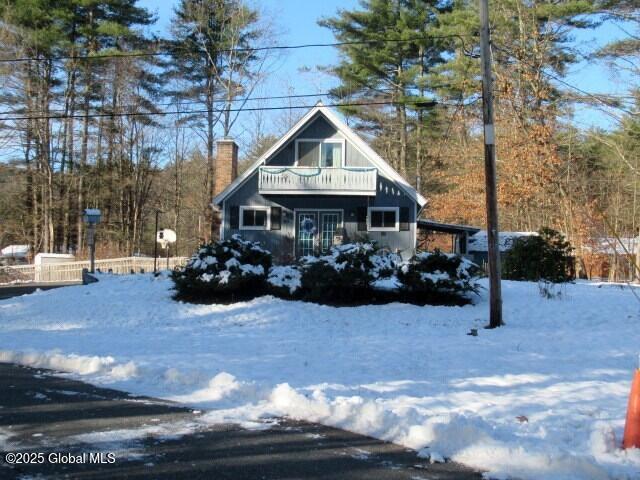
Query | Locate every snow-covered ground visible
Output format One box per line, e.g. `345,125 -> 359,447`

1,274 -> 640,479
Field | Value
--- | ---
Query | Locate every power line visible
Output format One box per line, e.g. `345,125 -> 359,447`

0,99 -> 472,123
0,34 -> 475,64
492,43 -> 636,122
0,85 -> 455,117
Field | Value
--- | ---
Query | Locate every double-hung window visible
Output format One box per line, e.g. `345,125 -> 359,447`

295,139 -> 344,167
367,207 -> 399,232
240,206 -> 270,230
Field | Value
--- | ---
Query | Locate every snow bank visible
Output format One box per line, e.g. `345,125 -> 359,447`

1,273 -> 640,479
0,350 -> 137,380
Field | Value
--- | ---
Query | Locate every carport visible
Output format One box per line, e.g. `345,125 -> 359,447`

417,220 -> 481,254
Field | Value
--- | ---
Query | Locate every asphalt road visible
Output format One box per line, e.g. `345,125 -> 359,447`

0,363 -> 482,479
0,281 -> 83,300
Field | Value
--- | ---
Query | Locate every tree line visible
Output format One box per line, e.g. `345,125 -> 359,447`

0,0 -> 274,256
324,0 -> 639,278
0,0 -> 638,275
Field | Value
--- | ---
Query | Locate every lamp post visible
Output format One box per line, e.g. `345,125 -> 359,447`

82,209 -> 101,274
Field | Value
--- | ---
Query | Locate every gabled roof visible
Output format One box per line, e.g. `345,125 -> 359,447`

212,102 -> 427,207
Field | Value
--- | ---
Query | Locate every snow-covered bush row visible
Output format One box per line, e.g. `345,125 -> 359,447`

173,236 -> 480,305
172,235 -> 272,301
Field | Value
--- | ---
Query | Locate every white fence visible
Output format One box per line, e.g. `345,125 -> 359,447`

0,257 -> 188,284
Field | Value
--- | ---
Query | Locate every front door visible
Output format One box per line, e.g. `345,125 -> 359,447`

296,210 -> 342,257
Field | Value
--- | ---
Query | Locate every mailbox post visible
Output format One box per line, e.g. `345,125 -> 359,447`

83,209 -> 101,274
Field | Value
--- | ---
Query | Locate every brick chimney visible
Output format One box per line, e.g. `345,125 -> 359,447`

214,138 -> 238,197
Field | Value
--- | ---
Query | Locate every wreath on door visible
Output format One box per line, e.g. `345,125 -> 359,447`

301,217 -> 317,235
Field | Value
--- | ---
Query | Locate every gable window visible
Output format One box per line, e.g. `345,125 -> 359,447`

240,206 -> 270,230
368,207 -> 399,232
295,139 -> 344,167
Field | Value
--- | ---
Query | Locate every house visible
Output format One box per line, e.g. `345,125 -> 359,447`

0,244 -> 30,266
212,102 -> 427,262
580,236 -> 639,281
466,230 -> 537,265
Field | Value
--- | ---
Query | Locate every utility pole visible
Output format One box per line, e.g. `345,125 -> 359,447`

479,0 -> 503,328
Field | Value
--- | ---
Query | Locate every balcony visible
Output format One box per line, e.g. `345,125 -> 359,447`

258,166 -> 378,196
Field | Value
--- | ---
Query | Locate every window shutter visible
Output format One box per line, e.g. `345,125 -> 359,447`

357,207 -> 367,231
399,207 -> 410,231
230,206 -> 239,229
270,207 -> 281,230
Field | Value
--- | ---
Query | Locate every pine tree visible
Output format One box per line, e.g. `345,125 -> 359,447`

167,0 -> 269,240
429,0 -> 603,232
319,0 -> 449,183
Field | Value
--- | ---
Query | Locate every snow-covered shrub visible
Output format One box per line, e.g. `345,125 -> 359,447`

267,265 -> 302,298
299,243 -> 400,304
172,235 -> 272,302
503,228 -> 574,283
397,250 -> 480,305
369,248 -> 402,292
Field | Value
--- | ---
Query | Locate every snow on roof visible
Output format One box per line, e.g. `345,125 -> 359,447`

584,237 -> 639,255
1,245 -> 29,257
467,231 -> 537,252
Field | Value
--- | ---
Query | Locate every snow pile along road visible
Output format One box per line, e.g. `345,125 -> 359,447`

1,274 -> 640,479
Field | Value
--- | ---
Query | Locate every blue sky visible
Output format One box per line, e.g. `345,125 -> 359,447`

139,0 -> 635,138
140,0 -> 349,102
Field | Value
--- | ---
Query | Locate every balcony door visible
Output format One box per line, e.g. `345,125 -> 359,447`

295,210 -> 343,257
295,139 -> 345,167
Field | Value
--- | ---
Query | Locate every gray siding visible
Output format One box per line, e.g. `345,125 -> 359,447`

264,114 -> 375,168
266,142 -> 295,166
296,115 -> 341,140
223,171 -> 417,262
345,142 -> 371,167
222,111 -> 419,262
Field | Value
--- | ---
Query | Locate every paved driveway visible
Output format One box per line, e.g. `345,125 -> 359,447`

0,363 -> 482,479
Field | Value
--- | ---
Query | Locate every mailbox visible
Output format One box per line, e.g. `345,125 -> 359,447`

83,208 -> 102,225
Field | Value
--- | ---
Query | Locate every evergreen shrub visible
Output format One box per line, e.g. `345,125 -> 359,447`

172,235 -> 272,302
502,228 -> 574,282
397,250 -> 481,305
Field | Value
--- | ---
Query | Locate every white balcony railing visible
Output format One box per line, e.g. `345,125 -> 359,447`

258,166 -> 377,195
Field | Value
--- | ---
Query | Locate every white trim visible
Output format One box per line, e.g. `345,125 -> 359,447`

367,206 -> 399,232
212,102 -> 427,207
413,202 -> 418,251
239,206 -> 271,231
258,190 -> 374,196
294,138 -> 346,167
220,200 -> 226,240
